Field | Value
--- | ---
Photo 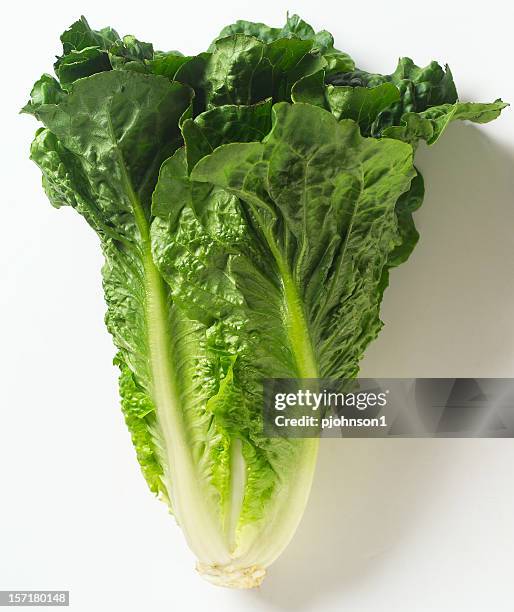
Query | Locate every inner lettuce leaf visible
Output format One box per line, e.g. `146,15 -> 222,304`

23,15 -> 507,588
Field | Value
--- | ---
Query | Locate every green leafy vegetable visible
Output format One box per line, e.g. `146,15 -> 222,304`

23,14 -> 507,588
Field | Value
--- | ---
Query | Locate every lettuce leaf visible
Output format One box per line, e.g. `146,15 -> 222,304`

383,99 -> 508,145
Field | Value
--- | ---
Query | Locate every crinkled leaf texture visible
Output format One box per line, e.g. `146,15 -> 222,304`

24,14 -> 506,588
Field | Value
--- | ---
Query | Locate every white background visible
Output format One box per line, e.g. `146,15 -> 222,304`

2,0 -> 513,610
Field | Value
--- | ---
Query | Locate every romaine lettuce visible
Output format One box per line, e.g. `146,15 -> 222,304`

23,15 -> 506,587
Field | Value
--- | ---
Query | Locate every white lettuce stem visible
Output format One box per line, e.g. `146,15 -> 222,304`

142,251 -> 230,564
126,161 -> 230,565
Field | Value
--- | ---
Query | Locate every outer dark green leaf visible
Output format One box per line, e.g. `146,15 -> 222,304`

55,47 -> 112,86
206,35 -> 272,106
109,35 -> 154,72
54,16 -> 120,87
292,76 -> 401,134
290,69 -> 328,108
386,171 -> 424,268
212,14 -> 354,73
22,75 -> 66,114
173,53 -> 211,115
182,99 -> 273,170
148,52 -> 192,80
26,70 -> 196,499
383,99 -> 508,146
328,57 -> 459,134
59,16 -> 119,54
205,34 -> 326,108
211,13 -> 320,46
325,83 -> 400,127
29,71 -> 191,217
211,18 -> 283,46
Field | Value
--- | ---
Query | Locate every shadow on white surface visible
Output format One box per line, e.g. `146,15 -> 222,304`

248,123 -> 514,609
361,123 -> 514,378
251,438 -> 448,610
